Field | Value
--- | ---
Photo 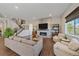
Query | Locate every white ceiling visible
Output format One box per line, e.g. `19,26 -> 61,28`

0,3 -> 73,20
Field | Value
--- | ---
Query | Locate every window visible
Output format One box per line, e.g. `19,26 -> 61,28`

65,18 -> 79,36
75,18 -> 79,35
65,20 -> 74,34
65,7 -> 79,36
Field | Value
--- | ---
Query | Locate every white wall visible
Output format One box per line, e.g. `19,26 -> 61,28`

0,18 -> 9,36
0,18 -> 20,31
61,4 -> 79,33
7,19 -> 19,30
25,17 -> 61,30
0,16 -> 61,35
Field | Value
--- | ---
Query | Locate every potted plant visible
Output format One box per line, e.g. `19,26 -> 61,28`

3,28 -> 14,38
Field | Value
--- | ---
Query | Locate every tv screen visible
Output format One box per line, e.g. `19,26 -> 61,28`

39,23 -> 48,30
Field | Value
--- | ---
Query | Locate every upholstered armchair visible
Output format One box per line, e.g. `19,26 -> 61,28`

53,33 -> 65,42
54,39 -> 79,56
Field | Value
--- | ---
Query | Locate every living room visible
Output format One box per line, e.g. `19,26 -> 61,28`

0,3 -> 79,57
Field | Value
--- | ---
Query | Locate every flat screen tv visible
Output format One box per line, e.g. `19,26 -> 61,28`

39,23 -> 48,30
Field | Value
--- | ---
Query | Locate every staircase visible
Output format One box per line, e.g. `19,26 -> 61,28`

11,18 -> 24,34
11,18 -> 23,28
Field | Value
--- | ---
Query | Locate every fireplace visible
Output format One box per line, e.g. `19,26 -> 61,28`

37,30 -> 51,38
40,32 -> 47,36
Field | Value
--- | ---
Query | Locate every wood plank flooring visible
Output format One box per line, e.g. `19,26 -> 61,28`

0,37 -> 18,56
0,37 -> 55,56
40,38 -> 55,56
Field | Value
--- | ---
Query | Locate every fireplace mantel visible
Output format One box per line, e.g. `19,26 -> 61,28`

37,30 -> 52,38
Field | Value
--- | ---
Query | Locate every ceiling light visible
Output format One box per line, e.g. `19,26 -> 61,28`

14,6 -> 19,9
49,14 -> 52,17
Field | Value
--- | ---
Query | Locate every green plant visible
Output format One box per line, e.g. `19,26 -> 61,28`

3,28 -> 14,38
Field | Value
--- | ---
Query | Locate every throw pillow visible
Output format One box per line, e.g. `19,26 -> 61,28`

68,41 -> 79,51
61,41 -> 69,46
21,38 -> 36,46
13,36 -> 22,42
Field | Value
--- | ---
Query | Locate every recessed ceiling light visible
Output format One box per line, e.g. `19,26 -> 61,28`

49,14 -> 52,17
14,6 -> 19,9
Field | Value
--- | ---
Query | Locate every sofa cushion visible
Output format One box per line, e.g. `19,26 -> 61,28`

61,41 -> 69,46
21,38 -> 36,46
68,40 -> 79,51
61,38 -> 70,42
58,36 -> 64,40
13,36 -> 36,46
77,50 -> 79,53
54,42 -> 79,56
53,36 -> 60,42
58,33 -> 65,38
13,36 -> 22,42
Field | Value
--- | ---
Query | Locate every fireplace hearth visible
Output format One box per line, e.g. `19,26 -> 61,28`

40,32 -> 47,36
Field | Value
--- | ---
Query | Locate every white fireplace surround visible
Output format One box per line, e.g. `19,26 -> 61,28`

37,30 -> 53,38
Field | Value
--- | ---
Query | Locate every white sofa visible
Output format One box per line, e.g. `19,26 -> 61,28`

53,33 -> 79,56
53,33 -> 65,42
4,36 -> 43,56
54,38 -> 79,56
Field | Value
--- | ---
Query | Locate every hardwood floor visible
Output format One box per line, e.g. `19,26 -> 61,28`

0,37 -> 18,56
0,37 -> 55,56
40,38 -> 55,56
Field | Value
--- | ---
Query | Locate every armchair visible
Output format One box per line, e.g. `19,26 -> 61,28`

54,41 -> 79,56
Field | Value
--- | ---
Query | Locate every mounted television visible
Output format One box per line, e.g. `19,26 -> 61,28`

39,23 -> 48,30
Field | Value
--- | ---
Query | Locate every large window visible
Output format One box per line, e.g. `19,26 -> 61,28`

65,18 -> 79,36
65,20 -> 74,34
75,18 -> 79,35
65,7 -> 79,36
